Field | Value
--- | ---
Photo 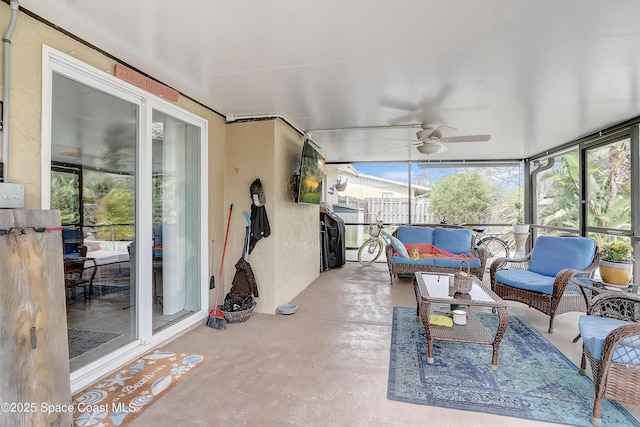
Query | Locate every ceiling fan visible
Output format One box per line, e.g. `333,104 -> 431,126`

388,123 -> 491,155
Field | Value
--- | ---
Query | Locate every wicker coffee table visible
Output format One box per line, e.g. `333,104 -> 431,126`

414,272 -> 509,370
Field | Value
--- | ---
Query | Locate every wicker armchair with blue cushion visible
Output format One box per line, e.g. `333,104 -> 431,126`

578,292 -> 640,426
490,235 -> 600,333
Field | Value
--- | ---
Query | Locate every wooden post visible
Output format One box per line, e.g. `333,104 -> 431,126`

0,210 -> 72,427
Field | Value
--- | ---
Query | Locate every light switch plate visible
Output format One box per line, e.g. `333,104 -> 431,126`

0,182 -> 24,208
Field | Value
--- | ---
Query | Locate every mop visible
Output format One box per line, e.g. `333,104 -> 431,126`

207,204 -> 233,329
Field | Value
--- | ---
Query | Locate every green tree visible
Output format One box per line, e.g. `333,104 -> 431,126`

489,188 -> 524,225
537,154 -> 580,229
538,143 -> 631,245
93,178 -> 135,241
430,171 -> 498,223
50,171 -> 80,225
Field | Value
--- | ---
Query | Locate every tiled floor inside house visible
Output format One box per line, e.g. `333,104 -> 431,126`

96,261 -> 640,426
66,261 -> 191,371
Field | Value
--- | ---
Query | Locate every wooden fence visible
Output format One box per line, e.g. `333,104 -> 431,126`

338,196 -> 434,225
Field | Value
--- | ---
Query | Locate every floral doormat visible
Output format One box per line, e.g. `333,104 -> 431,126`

388,307 -> 640,426
72,349 -> 210,426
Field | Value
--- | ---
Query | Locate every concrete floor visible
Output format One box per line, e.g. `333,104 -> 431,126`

128,261 -> 640,427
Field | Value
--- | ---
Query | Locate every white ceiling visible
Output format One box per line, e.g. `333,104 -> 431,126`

19,0 -> 640,163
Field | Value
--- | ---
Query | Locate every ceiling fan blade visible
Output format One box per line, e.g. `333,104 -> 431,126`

379,96 -> 421,112
385,143 -> 414,152
388,112 -> 420,125
431,84 -> 455,107
432,125 -> 457,137
444,134 -> 491,143
416,124 -> 458,140
385,138 -> 424,152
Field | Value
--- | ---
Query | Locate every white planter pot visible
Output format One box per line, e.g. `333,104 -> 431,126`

512,224 -> 530,233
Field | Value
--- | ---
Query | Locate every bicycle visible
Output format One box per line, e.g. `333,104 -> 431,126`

358,215 -> 393,266
471,226 -> 510,270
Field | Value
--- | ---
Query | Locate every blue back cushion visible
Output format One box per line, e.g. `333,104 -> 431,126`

396,226 -> 433,244
62,228 -> 82,255
528,235 -> 596,277
433,227 -> 472,255
153,226 -> 163,258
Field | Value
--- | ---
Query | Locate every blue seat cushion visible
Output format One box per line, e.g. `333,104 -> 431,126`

494,269 -> 556,295
391,256 -> 481,269
395,226 -> 433,245
528,235 -> 596,277
432,257 -> 480,269
579,315 -> 638,363
391,256 -> 434,266
433,227 -> 472,255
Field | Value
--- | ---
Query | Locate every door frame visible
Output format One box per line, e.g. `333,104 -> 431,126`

41,45 -> 209,392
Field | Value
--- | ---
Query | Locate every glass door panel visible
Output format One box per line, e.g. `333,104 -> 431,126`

584,138 -> 632,281
585,139 -> 631,234
51,73 -> 138,371
151,110 -> 201,332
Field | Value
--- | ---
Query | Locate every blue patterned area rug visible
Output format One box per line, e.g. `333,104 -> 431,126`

67,285 -> 129,305
388,306 -> 640,426
68,329 -> 121,359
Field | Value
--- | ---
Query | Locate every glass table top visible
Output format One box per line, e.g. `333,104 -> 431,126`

417,272 -> 501,306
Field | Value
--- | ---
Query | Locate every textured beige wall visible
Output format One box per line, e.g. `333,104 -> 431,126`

224,120 -> 276,313
0,4 -> 227,308
274,119 -> 320,307
225,119 -> 320,314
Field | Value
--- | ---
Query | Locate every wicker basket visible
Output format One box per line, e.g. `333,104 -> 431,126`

453,260 -> 473,294
218,300 -> 256,324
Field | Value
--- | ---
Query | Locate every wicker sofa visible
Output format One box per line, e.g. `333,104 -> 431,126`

384,224 -> 487,283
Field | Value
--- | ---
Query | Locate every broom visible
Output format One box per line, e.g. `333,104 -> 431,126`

207,203 -> 233,329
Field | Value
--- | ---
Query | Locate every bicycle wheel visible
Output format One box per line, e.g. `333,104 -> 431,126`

358,238 -> 383,266
478,236 -> 510,270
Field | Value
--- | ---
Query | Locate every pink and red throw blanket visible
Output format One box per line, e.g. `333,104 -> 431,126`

402,243 -> 474,260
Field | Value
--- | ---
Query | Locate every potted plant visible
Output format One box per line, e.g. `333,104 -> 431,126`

512,202 -> 529,233
599,241 -> 634,286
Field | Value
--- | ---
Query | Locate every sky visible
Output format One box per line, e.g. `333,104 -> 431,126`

353,163 -> 452,184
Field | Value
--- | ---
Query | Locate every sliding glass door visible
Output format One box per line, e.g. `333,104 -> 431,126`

51,72 -> 138,371
44,47 -> 208,381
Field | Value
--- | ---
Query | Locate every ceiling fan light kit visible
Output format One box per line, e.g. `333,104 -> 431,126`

416,144 -> 443,155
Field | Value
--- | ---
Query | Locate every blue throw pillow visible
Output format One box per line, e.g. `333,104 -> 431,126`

528,235 -> 597,277
395,225 -> 434,244
390,236 -> 410,258
433,227 -> 472,255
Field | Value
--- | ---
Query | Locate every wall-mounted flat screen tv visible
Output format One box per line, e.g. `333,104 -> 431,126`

296,140 -> 325,204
